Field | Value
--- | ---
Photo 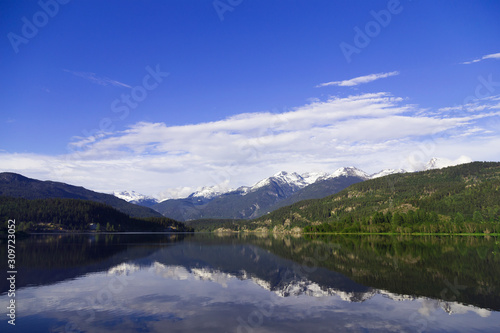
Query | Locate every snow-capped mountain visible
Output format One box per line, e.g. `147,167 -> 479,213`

127,157 -> 472,219
329,166 -> 371,180
249,171 -> 325,193
369,168 -> 406,179
113,190 -> 159,208
301,171 -> 330,184
184,166 -> 392,204
424,156 -> 472,170
189,186 -> 232,200
235,170 -> 349,197
152,168 -> 370,221
251,171 -> 304,190
186,171 -> 333,202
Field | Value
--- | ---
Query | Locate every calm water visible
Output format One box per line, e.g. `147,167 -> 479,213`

1,233 -> 499,332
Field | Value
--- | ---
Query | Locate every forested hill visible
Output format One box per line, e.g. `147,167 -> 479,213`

0,172 -> 162,218
232,162 -> 500,234
0,196 -> 193,232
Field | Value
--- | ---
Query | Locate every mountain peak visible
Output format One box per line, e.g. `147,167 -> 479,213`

189,185 -> 233,199
113,190 -> 155,202
273,171 -> 303,183
113,190 -> 159,207
273,170 -> 290,177
424,156 -> 472,170
330,167 -> 370,179
370,168 -> 406,179
251,171 -> 304,191
301,172 -> 330,184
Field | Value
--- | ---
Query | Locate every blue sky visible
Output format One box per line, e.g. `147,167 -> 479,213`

1,0 -> 500,198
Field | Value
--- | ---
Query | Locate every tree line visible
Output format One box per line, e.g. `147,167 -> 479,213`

0,196 -> 193,232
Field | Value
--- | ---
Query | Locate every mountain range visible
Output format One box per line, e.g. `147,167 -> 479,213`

150,168 -> 377,221
116,157 -> 463,221
246,161 -> 500,234
0,157 -> 472,223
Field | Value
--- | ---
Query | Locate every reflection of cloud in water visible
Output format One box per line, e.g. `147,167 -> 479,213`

149,262 -> 190,280
107,262 -> 141,275
441,301 -> 491,318
2,261 -> 498,333
418,299 -> 440,316
418,298 -> 491,318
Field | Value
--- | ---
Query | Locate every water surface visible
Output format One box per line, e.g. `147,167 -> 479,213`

1,233 -> 499,332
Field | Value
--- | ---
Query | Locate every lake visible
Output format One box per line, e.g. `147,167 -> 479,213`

1,233 -> 499,332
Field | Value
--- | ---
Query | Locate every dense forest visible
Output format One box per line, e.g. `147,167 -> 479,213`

185,218 -> 245,232
191,162 -> 500,234
0,196 -> 193,232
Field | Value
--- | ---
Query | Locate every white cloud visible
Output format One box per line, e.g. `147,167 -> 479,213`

63,69 -> 132,88
461,52 -> 500,65
1,93 -> 499,199
317,71 -> 399,87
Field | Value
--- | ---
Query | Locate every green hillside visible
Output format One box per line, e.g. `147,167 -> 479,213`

196,162 -> 500,234
263,162 -> 500,234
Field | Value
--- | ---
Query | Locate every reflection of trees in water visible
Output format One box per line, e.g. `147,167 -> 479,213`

1,233 -> 498,311
0,233 -> 190,293
9,233 -> 187,267
243,234 -> 500,311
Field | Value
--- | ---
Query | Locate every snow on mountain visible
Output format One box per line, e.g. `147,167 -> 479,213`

187,167 -> 385,201
370,168 -> 406,179
149,263 -> 487,314
250,171 -> 308,191
329,167 -> 370,180
189,185 -> 233,199
113,190 -> 157,203
424,156 -> 472,170
249,170 -> 338,194
301,171 -> 330,184
157,157 -> 472,203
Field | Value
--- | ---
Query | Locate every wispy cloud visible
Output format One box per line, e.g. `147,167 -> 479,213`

316,71 -> 399,88
2,93 -> 499,198
461,52 -> 500,65
63,69 -> 132,88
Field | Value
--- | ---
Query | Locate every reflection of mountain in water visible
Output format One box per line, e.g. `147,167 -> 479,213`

141,242 -> 374,301
2,233 -> 499,313
108,261 -> 492,319
123,235 -> 500,312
